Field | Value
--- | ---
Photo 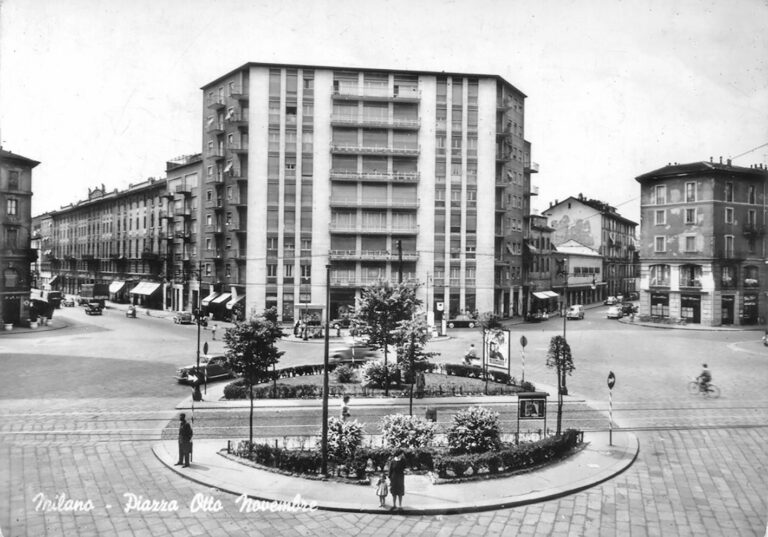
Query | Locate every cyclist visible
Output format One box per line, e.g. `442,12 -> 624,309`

697,363 -> 712,392
464,344 -> 478,365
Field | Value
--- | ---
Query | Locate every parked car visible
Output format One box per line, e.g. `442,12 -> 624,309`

331,318 -> 354,330
627,292 -> 640,301
603,296 -> 619,306
330,341 -> 381,364
447,314 -> 477,328
84,302 -> 103,315
620,302 -> 638,315
125,305 -> 137,318
566,305 -> 585,320
61,297 -> 75,307
175,354 -> 234,384
606,305 -> 624,319
174,311 -> 194,324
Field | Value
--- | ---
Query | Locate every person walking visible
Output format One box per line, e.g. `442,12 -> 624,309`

175,413 -> 193,468
211,323 -> 218,341
388,449 -> 406,511
340,395 -> 351,421
415,371 -> 426,399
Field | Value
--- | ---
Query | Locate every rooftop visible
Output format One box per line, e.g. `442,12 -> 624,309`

635,159 -> 768,183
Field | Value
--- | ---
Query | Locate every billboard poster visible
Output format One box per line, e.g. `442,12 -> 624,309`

485,329 -> 511,372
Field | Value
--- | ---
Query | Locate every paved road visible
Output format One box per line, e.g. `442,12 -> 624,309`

1,306 -> 766,536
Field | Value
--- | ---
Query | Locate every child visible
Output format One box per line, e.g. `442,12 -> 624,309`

375,472 -> 388,507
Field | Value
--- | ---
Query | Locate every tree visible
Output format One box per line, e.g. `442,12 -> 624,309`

393,317 -> 439,414
546,335 -> 574,436
223,306 -> 285,450
355,282 -> 420,396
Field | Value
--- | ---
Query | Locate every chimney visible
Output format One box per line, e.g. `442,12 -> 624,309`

727,159 -> 731,166
719,156 -> 723,164
710,156 -> 713,163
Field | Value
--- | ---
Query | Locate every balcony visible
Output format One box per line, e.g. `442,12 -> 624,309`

743,223 -> 765,236
329,250 -> 419,261
174,208 -> 192,219
328,223 -> 418,235
231,193 -> 247,207
207,148 -> 225,161
207,97 -> 226,110
229,86 -> 248,102
226,220 -> 247,233
524,186 -> 540,197
332,86 -> 420,102
141,251 -> 160,261
524,161 -> 540,174
230,142 -> 249,155
226,114 -> 249,130
161,191 -> 175,200
225,248 -> 247,261
205,198 -> 224,209
329,170 -> 419,183
175,185 -> 191,196
330,143 -> 419,156
328,197 -> 419,209
173,231 -> 191,242
330,114 -> 420,130
206,174 -> 224,185
206,122 -> 225,135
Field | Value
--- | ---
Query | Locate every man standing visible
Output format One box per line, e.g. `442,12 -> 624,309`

340,395 -> 351,421
176,413 -> 193,468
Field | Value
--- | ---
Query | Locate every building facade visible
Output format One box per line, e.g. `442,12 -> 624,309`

523,213 -> 558,316
1,148 -> 39,326
543,194 -> 638,299
201,62 -> 536,322
553,239 -> 603,308
636,160 -> 768,326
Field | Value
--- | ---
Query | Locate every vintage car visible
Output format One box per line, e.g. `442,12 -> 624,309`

175,354 -> 235,384
173,311 -> 194,324
447,314 -> 477,328
330,318 -> 355,330
61,297 -> 76,307
329,340 -> 381,364
84,303 -> 103,315
620,302 -> 638,315
603,296 -> 619,306
606,305 -> 624,319
566,305 -> 585,320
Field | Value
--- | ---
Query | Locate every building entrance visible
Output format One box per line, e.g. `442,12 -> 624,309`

721,295 -> 734,325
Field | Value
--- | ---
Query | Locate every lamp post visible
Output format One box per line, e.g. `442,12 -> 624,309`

321,264 -> 331,476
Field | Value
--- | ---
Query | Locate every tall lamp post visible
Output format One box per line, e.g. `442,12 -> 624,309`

321,264 -> 331,476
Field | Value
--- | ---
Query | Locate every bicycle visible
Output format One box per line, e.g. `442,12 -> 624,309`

687,379 -> 721,398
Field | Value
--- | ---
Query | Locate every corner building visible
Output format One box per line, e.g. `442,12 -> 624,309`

201,63 -> 536,322
636,160 -> 767,326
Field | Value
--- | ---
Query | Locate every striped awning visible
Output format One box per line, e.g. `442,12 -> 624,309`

201,292 -> 219,307
212,293 -> 231,305
130,281 -> 161,296
109,281 -> 126,294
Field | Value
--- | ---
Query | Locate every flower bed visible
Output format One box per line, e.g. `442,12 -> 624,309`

230,429 -> 583,483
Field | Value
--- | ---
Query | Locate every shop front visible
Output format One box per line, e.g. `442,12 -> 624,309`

129,281 -> 162,309
680,294 -> 701,324
721,295 -> 735,325
741,293 -> 759,325
650,292 -> 669,318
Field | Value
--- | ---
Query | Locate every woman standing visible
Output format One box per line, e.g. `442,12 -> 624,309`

388,449 -> 406,511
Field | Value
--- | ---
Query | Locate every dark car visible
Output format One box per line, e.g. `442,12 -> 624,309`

627,292 -> 640,301
331,318 -> 354,329
84,303 -> 103,315
330,340 -> 381,364
173,311 -> 194,324
620,302 -> 638,315
175,354 -> 235,383
447,315 -> 477,328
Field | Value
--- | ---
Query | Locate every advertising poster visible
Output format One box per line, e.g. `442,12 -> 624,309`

485,329 -> 510,373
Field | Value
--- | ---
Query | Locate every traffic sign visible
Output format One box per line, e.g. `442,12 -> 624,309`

607,371 -> 616,389
436,302 -> 444,312
520,335 -> 527,348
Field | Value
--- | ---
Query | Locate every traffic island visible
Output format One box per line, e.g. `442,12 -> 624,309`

152,430 -> 638,514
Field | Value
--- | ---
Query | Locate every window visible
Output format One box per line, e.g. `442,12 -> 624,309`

6,198 -> 18,216
724,182 -> 733,202
8,171 -> 19,190
206,214 -> 213,226
655,210 -> 665,225
685,182 -> 696,202
747,209 -> 756,225
724,235 -> 734,258
654,236 -> 666,253
205,263 -> 212,276
301,239 -> 311,252
649,264 -> 670,286
685,208 -> 696,224
725,207 -> 734,224
205,238 -> 212,250
748,185 -> 756,204
651,185 -> 667,205
267,264 -> 277,277
300,264 -> 311,279
5,228 -> 18,248
684,236 -> 696,252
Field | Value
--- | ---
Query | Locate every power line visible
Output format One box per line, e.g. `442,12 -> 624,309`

730,142 -> 768,161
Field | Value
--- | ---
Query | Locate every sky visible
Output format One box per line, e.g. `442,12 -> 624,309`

1,0 -> 767,224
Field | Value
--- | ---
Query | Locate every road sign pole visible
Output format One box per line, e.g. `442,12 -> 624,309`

519,335 -> 528,384
609,387 -> 613,446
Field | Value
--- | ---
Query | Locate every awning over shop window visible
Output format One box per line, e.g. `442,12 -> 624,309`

532,292 -> 550,300
543,291 -> 560,298
212,293 -> 231,305
226,295 -> 245,310
201,292 -> 219,307
49,275 -> 60,286
109,281 -> 126,294
130,281 -> 161,296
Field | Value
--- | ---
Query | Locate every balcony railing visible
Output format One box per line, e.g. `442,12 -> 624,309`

330,143 -> 419,156
524,161 -> 540,173
206,122 -> 225,135
332,86 -> 420,101
328,223 -> 419,234
743,223 -> 765,236
230,142 -> 249,154
207,98 -> 226,110
330,114 -> 420,129
329,197 -> 419,209
175,185 -> 191,195
207,148 -> 225,160
229,87 -> 248,101
205,198 -> 224,209
329,170 -> 419,183
204,225 -> 223,234
206,174 -> 224,184
329,250 -> 419,261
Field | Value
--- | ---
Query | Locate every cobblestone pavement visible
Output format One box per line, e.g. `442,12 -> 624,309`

2,398 -> 766,537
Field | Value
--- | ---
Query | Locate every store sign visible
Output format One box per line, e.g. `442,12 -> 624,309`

518,397 -> 546,419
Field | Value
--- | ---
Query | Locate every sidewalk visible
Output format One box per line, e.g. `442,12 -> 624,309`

152,430 -> 637,514
618,317 -> 764,331
0,316 -> 68,336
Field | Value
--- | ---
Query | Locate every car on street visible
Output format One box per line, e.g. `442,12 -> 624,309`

330,340 -> 381,364
566,305 -> 585,320
61,297 -> 75,307
331,317 -> 355,329
603,296 -> 619,306
627,292 -> 640,301
620,302 -> 638,315
606,305 -> 624,319
175,354 -> 235,384
84,303 -> 103,315
174,311 -> 194,324
447,314 -> 477,328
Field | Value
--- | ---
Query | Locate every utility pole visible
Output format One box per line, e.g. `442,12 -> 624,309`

321,264 -> 331,475
397,240 -> 403,283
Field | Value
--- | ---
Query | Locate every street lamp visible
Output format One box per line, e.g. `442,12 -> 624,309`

321,264 -> 331,476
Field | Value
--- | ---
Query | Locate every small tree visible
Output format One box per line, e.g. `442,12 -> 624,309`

380,414 -> 437,448
546,335 -> 574,436
393,317 -> 438,413
224,307 -> 285,450
355,282 -> 420,396
325,416 -> 364,462
446,406 -> 502,454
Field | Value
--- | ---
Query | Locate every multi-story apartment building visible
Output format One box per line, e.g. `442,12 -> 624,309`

523,213 -> 558,316
1,148 -> 39,326
635,159 -> 768,326
201,62 -> 536,322
543,194 -> 637,299
553,239 -> 603,307
30,212 -> 54,289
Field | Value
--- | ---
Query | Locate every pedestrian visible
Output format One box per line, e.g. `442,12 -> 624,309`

388,449 -> 406,511
340,395 -> 351,421
212,323 -> 218,340
375,471 -> 389,508
415,371 -> 426,399
175,413 -> 193,468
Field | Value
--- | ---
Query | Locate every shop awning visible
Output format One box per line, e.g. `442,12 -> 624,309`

130,281 -> 161,296
543,291 -> 560,298
532,292 -> 550,300
226,295 -> 245,310
201,292 -> 219,307
109,281 -> 126,294
212,293 -> 231,305
49,275 -> 60,286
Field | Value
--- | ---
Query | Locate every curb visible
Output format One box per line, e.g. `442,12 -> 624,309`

617,318 -> 764,331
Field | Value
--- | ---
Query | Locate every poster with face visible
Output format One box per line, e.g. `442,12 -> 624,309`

485,329 -> 510,372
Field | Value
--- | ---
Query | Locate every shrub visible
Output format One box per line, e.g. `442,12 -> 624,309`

335,365 -> 356,383
380,414 -> 437,448
224,379 -> 250,399
445,363 -> 484,378
324,417 -> 364,462
520,380 -> 537,392
361,360 -> 402,389
446,406 -> 502,454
